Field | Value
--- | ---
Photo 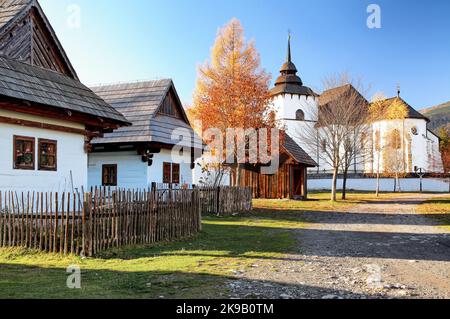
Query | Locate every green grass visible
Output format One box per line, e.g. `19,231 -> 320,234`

417,196 -> 450,231
1,191 -> 448,299
0,215 -> 302,299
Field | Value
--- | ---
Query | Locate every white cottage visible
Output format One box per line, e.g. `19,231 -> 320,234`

0,0 -> 129,193
88,80 -> 203,189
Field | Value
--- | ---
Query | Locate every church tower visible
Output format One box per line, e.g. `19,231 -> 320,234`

270,35 -> 318,154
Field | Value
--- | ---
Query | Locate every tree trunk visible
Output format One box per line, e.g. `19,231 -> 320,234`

376,171 -> 380,197
331,166 -> 339,202
342,167 -> 348,200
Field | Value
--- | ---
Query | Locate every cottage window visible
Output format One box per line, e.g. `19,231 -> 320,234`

411,126 -> 418,135
102,164 -> 117,186
163,162 -> 172,183
14,136 -> 35,170
38,139 -> 57,171
163,162 -> 181,184
172,163 -> 180,184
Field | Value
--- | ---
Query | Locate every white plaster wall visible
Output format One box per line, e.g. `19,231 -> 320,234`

371,119 -> 443,173
88,151 -> 148,189
272,94 -> 318,122
309,178 -> 449,193
0,111 -> 87,193
193,153 -> 231,186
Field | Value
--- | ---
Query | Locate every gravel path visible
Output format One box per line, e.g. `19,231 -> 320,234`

227,194 -> 450,299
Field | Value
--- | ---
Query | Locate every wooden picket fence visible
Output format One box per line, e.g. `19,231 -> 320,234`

0,188 -> 201,257
197,186 -> 253,216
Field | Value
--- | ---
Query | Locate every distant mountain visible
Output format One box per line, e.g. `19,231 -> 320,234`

422,101 -> 450,132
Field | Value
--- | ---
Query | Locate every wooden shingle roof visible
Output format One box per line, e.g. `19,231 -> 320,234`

91,80 -> 203,149
283,134 -> 317,167
0,0 -> 30,31
0,56 -> 129,124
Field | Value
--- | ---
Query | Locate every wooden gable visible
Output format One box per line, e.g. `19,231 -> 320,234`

0,0 -> 78,79
157,85 -> 190,125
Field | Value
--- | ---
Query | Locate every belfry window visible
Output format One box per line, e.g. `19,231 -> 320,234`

295,109 -> 305,121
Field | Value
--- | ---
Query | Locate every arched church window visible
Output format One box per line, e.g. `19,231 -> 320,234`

321,139 -> 327,152
411,126 -> 418,135
374,131 -> 381,151
295,109 -> 305,121
389,129 -> 401,150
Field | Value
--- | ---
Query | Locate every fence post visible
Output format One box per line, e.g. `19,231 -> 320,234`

216,186 -> 221,216
81,193 -> 88,257
195,188 -> 202,232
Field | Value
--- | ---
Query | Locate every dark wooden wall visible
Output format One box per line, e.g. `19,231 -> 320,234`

236,163 -> 308,200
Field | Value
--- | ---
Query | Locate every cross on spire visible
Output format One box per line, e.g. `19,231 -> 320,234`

397,83 -> 401,97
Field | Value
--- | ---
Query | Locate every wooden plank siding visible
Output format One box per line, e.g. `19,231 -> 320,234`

236,163 -> 309,200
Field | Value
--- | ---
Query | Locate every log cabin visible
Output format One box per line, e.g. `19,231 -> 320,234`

0,0 -> 130,192
235,134 -> 317,199
87,80 -> 203,189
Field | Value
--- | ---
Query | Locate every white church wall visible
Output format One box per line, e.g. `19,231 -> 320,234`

272,94 -> 318,122
0,110 -> 87,193
371,118 -> 443,173
309,177 -> 449,193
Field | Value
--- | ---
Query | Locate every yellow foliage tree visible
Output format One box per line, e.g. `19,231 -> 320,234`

190,18 -> 275,185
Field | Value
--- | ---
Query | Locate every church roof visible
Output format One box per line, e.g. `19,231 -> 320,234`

270,36 -> 318,98
372,96 -> 429,122
90,80 -> 203,149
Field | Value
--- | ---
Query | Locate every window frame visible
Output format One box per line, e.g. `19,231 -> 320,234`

172,163 -> 180,184
38,138 -> 57,171
163,162 -> 172,184
162,162 -> 181,184
102,164 -> 118,187
295,109 -> 305,121
13,135 -> 35,170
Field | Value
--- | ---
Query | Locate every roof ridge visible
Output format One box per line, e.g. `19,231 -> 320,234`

89,78 -> 173,89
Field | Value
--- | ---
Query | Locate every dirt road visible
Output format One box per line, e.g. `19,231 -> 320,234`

228,194 -> 450,299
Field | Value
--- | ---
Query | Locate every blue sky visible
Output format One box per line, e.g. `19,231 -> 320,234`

40,0 -> 450,110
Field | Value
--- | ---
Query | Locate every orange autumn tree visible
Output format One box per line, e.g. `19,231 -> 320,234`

190,18 -> 275,185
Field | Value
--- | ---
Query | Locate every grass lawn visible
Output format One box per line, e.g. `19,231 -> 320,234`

0,214 -> 303,299
1,191 -> 448,298
417,196 -> 450,231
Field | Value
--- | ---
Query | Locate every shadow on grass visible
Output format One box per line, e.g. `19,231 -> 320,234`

0,263 -> 370,299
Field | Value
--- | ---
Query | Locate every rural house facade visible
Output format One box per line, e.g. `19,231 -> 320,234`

88,80 -> 203,189
0,0 -> 129,192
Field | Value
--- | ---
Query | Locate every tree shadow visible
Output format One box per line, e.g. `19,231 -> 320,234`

251,208 -> 449,227
97,222 -> 450,263
0,263 -> 374,299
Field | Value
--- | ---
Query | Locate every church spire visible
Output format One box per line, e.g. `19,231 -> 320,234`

287,31 -> 292,63
270,33 -> 317,97
275,33 -> 302,85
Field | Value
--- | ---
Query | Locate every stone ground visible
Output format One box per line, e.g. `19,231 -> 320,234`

227,194 -> 450,299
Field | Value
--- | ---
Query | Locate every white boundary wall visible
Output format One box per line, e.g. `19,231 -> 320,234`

309,178 -> 449,193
